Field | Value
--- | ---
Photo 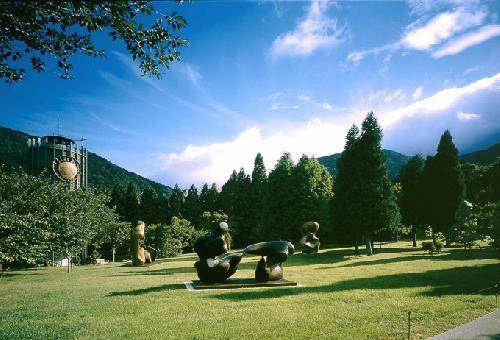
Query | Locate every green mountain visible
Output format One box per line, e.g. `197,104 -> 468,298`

0,126 -> 171,196
318,149 -> 410,180
460,143 -> 500,165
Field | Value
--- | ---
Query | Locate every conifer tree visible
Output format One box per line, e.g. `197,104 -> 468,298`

250,153 -> 267,241
290,155 -> 334,242
200,183 -> 219,214
109,183 -> 126,219
398,155 -> 424,247
332,124 -> 362,251
140,186 -> 160,225
355,113 -> 400,255
124,182 -> 140,226
261,153 -> 295,241
420,130 -> 465,246
168,184 -> 185,220
184,184 -> 201,226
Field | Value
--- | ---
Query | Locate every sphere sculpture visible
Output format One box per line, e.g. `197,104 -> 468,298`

194,222 -> 243,284
300,221 -> 320,254
244,241 -> 295,282
131,221 -> 153,266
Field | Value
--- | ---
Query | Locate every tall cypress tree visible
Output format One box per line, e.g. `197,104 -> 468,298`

332,124 -> 362,251
168,184 -> 185,221
140,186 -> 160,225
124,182 -> 140,226
398,155 -> 424,247
200,182 -> 219,214
421,130 -> 465,245
355,113 -> 400,255
184,184 -> 201,226
261,153 -> 295,241
250,153 -> 267,242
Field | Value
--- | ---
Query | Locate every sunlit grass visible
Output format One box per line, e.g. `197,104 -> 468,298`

0,242 -> 498,339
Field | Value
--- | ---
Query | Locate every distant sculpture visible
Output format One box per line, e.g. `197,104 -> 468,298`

131,221 -> 153,266
244,241 -> 295,282
300,221 -> 320,253
194,222 -> 243,284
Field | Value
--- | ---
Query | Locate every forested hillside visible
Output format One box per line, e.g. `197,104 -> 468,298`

461,143 -> 500,165
0,126 -> 171,196
318,149 -> 410,180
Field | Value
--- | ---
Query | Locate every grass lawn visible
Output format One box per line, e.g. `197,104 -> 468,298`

0,242 -> 498,339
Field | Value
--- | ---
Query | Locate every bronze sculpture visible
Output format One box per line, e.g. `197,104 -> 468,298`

194,222 -> 243,284
244,241 -> 295,282
131,221 -> 153,266
300,221 -> 320,253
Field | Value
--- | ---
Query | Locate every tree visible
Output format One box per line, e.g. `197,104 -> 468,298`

184,184 -> 201,225
421,130 -> 465,246
0,1 -> 188,83
123,182 -> 140,226
199,183 -> 219,214
261,153 -> 295,241
249,153 -> 267,242
332,124 -> 362,251
219,168 -> 253,247
109,183 -> 126,219
355,113 -> 400,255
398,155 -> 425,247
99,220 -> 129,263
290,155 -> 334,242
140,186 -> 160,224
168,184 -> 185,219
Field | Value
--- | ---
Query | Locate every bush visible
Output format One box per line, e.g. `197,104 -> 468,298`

422,240 -> 442,253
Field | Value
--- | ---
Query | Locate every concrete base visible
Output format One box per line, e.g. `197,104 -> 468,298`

185,278 -> 298,291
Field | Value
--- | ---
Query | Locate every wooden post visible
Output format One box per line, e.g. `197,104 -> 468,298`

407,311 -> 411,340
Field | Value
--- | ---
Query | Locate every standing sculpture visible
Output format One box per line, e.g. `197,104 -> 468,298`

300,221 -> 320,253
244,241 -> 295,282
131,221 -> 153,266
194,222 -> 243,284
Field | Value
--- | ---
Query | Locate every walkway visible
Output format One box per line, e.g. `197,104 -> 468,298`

430,308 -> 500,339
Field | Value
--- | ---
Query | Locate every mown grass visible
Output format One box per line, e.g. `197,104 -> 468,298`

0,242 -> 498,339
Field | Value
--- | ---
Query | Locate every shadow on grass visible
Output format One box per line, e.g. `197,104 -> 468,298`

114,266 -> 195,276
327,248 -> 498,269
107,283 -> 186,296
210,263 -> 499,301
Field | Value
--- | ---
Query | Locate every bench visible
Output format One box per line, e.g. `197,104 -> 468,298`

95,259 -> 108,265
373,242 -> 390,249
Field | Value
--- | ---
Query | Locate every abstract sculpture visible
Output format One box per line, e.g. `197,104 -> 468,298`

244,241 -> 295,282
131,221 -> 153,266
300,221 -> 320,253
194,222 -> 243,284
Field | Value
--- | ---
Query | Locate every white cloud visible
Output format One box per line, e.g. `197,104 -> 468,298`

457,111 -> 480,121
380,73 -> 500,127
271,0 -> 346,58
463,66 -> 480,75
432,24 -> 500,58
318,101 -> 334,110
412,86 -> 423,100
347,6 -> 487,63
384,89 -> 406,103
268,103 -> 300,110
402,8 -> 486,50
156,119 -> 348,186
298,94 -> 312,101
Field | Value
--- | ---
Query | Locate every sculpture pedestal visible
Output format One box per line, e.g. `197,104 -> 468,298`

186,278 -> 298,291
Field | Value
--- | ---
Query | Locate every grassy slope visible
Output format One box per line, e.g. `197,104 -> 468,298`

0,242 -> 498,339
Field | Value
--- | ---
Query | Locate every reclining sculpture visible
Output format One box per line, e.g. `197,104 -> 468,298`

131,221 -> 153,266
300,221 -> 320,253
244,241 -> 295,282
194,222 -> 243,284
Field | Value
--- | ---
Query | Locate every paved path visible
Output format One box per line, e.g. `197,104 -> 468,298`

430,309 -> 500,340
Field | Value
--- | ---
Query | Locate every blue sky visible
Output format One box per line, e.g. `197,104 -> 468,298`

1,0 -> 499,187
